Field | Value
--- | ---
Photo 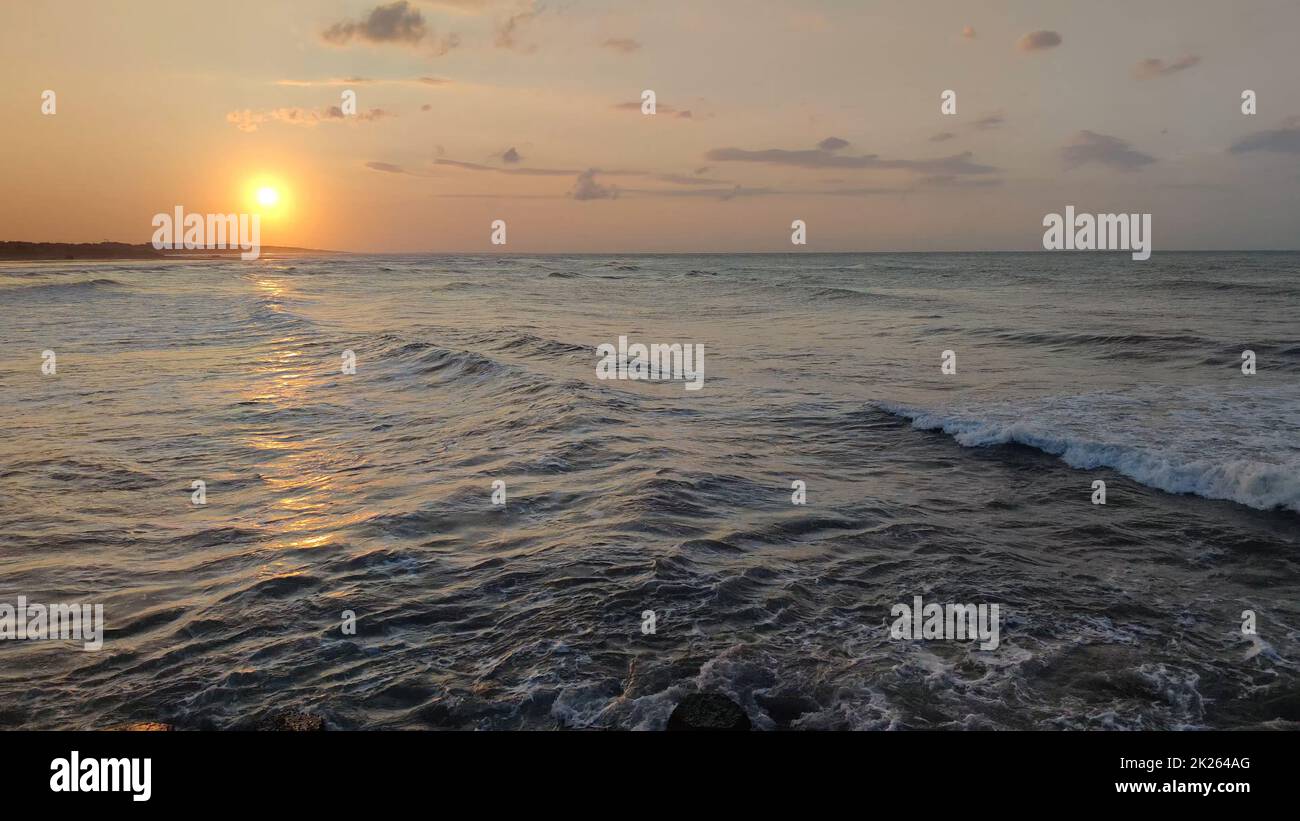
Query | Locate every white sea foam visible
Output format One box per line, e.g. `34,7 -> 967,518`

879,384 -> 1300,514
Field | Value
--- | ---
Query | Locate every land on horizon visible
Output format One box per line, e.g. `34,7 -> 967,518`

0,241 -> 340,261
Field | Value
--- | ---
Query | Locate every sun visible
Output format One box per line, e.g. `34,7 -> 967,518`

244,176 -> 292,219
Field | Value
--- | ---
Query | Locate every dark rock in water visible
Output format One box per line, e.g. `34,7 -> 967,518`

111,722 -> 175,731
755,692 -> 817,728
667,693 -> 751,731
258,711 -> 325,731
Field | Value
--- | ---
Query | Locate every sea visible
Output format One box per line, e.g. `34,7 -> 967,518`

0,251 -> 1297,729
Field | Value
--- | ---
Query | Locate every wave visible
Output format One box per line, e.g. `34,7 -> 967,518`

0,278 -> 126,296
877,386 -> 1300,514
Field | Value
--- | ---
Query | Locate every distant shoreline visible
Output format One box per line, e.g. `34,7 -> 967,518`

0,241 -> 341,261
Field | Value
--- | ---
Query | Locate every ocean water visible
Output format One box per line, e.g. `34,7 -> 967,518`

0,252 -> 1297,730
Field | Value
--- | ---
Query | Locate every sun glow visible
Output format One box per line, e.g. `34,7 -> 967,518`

246,177 -> 290,216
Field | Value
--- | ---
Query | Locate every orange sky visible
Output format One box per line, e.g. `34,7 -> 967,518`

3,0 -> 1300,252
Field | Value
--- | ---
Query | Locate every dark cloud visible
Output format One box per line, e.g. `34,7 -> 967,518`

501,147 -> 522,164
1061,130 -> 1156,171
366,161 -> 408,174
571,169 -> 618,200
322,1 -> 428,45
602,38 -> 641,53
972,113 -> 1005,130
930,131 -> 956,142
1018,30 -> 1062,52
818,137 -> 850,151
705,143 -> 997,175
1132,55 -> 1201,80
1229,118 -> 1300,155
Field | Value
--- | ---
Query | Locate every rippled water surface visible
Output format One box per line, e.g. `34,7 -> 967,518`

1,253 -> 1297,729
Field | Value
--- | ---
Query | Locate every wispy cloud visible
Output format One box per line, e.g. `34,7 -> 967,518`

495,4 -> 541,52
602,38 -> 640,53
275,76 -> 451,87
226,106 -> 392,132
366,161 -> 414,175
705,141 -> 997,175
1132,55 -> 1201,80
612,101 -> 693,119
421,0 -> 493,14
1018,30 -> 1062,52
1060,130 -> 1156,171
435,158 -> 576,176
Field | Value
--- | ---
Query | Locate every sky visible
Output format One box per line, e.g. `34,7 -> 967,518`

3,0 -> 1300,253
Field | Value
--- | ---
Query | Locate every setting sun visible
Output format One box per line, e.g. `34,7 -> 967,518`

256,186 -> 279,208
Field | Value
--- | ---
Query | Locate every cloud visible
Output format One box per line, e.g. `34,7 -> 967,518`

435,158 -> 576,176
276,76 -> 451,87
652,173 -> 729,186
276,76 -> 374,87
571,169 -> 618,200
915,175 -> 1003,189
817,137 -> 850,151
226,106 -> 392,132
495,6 -> 540,52
1132,55 -> 1201,80
972,113 -> 1005,130
1229,118 -> 1300,155
501,147 -> 522,164
704,142 -> 997,175
1060,130 -> 1156,171
602,38 -> 640,53
929,131 -> 956,142
421,0 -> 492,13
322,1 -> 428,45
962,26 -> 975,39
612,101 -> 693,119
366,161 -> 408,174
1018,30 -> 1062,52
